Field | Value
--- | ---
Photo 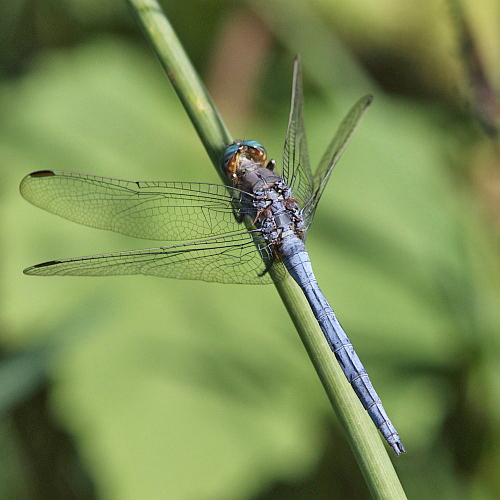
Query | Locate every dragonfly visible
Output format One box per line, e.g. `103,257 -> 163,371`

20,57 -> 404,455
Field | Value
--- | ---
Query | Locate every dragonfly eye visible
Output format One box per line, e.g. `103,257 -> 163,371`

222,140 -> 267,178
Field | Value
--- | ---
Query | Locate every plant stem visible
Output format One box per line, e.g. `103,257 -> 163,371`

126,0 -> 407,497
126,0 -> 232,175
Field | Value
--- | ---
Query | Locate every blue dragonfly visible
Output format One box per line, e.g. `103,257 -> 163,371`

20,57 -> 404,454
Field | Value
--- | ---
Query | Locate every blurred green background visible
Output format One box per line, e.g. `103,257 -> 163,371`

1,0 -> 499,498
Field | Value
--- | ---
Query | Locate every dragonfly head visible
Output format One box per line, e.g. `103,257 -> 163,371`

222,140 -> 267,179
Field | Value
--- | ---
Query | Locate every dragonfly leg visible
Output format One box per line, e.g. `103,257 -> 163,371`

253,207 -> 273,225
257,246 -> 278,278
266,159 -> 276,171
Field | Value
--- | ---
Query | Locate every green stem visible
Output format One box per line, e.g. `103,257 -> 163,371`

126,0 -> 232,175
126,1 -> 407,497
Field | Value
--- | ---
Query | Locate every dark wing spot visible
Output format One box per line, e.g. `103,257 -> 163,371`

34,260 -> 61,268
29,170 -> 56,177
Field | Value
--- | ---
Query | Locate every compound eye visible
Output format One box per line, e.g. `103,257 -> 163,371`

242,140 -> 266,154
222,142 -> 241,177
221,140 -> 268,178
242,141 -> 267,166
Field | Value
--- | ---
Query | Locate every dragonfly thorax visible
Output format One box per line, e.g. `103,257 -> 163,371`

237,167 -> 305,245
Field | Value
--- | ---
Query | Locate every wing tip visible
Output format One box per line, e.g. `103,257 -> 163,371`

20,170 -> 56,196
24,260 -> 61,275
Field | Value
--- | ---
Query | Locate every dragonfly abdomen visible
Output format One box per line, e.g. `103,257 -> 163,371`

280,238 -> 405,455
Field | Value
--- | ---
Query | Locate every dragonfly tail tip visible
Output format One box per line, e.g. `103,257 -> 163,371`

392,441 -> 406,455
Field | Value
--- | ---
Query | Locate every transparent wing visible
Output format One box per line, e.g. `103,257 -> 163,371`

23,231 -> 287,285
20,170 -> 249,241
281,56 -> 314,205
302,94 -> 373,228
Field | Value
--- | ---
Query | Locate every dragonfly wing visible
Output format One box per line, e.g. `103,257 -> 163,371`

23,231 -> 287,285
281,56 -> 314,206
302,94 -> 372,228
20,170 -> 248,241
